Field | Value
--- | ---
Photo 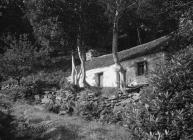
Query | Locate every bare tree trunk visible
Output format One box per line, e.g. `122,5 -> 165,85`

112,10 -> 126,91
137,27 -> 142,45
77,36 -> 87,87
71,51 -> 78,85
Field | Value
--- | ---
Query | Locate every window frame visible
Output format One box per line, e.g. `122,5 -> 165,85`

97,72 -> 103,87
136,61 -> 148,76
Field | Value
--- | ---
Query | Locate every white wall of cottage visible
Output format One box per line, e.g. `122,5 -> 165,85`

67,51 -> 166,88
85,52 -> 165,87
86,66 -> 118,87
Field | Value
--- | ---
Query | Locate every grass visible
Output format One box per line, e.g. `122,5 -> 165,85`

0,93 -> 132,140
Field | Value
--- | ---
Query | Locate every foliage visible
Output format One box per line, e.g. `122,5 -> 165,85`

0,0 -> 32,36
1,0 -> 193,57
75,88 -> 102,120
98,0 -> 136,21
23,70 -> 68,89
40,84 -> 137,125
0,92 -> 132,140
1,1 -> 193,139
0,34 -> 38,84
41,79 -> 80,114
177,7 -> 193,49
117,46 -> 193,140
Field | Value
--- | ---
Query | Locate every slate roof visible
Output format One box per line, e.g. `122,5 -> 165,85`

85,35 -> 171,70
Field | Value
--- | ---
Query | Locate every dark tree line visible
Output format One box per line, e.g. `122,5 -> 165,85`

0,0 -> 193,87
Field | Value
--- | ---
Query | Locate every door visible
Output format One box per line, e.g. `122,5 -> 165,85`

98,72 -> 103,87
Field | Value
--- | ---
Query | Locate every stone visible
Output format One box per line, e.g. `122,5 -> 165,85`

41,96 -> 52,104
34,95 -> 40,101
59,111 -> 67,115
110,95 -> 118,100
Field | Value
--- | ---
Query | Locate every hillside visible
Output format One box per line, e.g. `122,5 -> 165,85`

0,93 -> 132,140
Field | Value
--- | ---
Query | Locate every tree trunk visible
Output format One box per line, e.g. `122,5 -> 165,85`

137,27 -> 142,45
71,51 -> 78,85
77,36 -> 87,87
112,10 -> 126,91
76,1 -> 89,88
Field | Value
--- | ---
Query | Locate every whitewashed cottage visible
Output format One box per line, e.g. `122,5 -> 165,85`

69,36 -> 171,88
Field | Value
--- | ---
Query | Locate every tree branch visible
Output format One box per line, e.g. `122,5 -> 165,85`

125,1 -> 136,10
157,1 -> 193,15
118,1 -> 137,18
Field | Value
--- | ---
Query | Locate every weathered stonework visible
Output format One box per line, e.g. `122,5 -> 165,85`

122,51 -> 165,86
86,51 -> 165,87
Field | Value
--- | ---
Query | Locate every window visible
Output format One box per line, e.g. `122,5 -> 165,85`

137,61 -> 147,76
97,72 -> 103,87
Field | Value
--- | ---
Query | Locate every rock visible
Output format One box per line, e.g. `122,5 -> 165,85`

123,124 -> 128,128
41,95 -> 52,104
34,105 -> 45,111
55,96 -> 62,101
109,95 -> 118,100
119,98 -> 131,105
132,93 -> 140,100
34,95 -> 40,101
59,111 -> 67,115
92,98 -> 98,101
115,103 -> 121,106
103,96 -> 108,99
44,91 -> 50,94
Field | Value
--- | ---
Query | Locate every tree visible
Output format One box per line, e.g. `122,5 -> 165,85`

25,0 -> 106,87
69,0 -> 112,87
65,0 -> 88,87
0,0 -> 33,38
0,34 -> 38,85
25,0 -> 78,84
99,0 -> 137,91
148,0 -> 193,37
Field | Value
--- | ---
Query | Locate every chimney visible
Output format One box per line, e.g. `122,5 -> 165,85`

86,49 -> 95,61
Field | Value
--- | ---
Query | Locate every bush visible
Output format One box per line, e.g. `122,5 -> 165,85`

40,85 -> 124,123
0,78 -> 53,103
0,86 -> 28,102
100,87 -> 121,97
0,34 -> 39,84
41,81 -> 80,114
121,46 -> 193,140
5,71 -> 71,104
23,70 -> 67,89
75,88 -> 102,120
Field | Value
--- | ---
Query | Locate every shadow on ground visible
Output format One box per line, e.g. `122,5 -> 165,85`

0,111 -> 16,140
41,126 -> 79,140
0,110 -> 80,140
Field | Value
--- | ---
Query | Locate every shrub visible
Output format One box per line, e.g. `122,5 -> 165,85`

23,70 -> 67,89
75,88 -> 102,120
40,86 -> 123,123
1,78 -> 18,90
8,71 -> 71,104
41,81 -> 80,114
0,34 -> 39,84
121,46 -> 193,140
0,78 -> 50,103
75,87 -> 131,123
0,86 -> 28,102
100,87 -> 121,97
